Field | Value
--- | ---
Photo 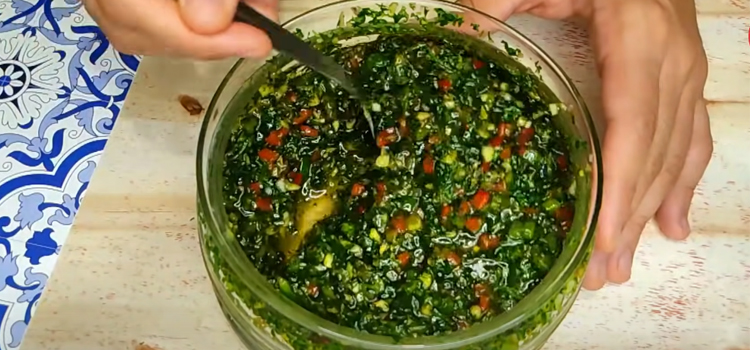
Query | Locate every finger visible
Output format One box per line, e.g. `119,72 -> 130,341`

594,46 -> 661,254
247,0 -> 279,22
152,0 -> 272,58
582,250 -> 608,290
178,0 -> 239,35
607,83 -> 695,284
459,0 -> 523,31
655,99 -> 713,240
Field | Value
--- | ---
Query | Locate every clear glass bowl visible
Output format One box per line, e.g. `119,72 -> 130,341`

196,1 -> 602,349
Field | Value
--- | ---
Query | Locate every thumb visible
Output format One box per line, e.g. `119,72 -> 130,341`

179,0 -> 239,35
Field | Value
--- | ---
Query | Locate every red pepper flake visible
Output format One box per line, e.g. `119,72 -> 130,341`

500,146 -> 512,160
300,125 -> 319,137
498,123 -> 509,137
255,197 -> 273,211
294,109 -> 312,125
248,182 -> 262,194
492,181 -> 507,192
398,117 -> 409,137
311,149 -> 321,162
423,155 -> 435,175
445,251 -> 461,266
478,234 -> 500,251
178,94 -> 204,116
471,189 -> 490,210
265,127 -> 288,146
438,78 -> 452,92
391,215 -> 407,233
518,127 -> 535,145
288,171 -> 303,185
427,134 -> 441,145
557,155 -> 568,170
465,217 -> 483,233
351,183 -> 366,197
306,283 -> 320,297
376,182 -> 387,202
286,91 -> 298,102
481,162 -> 490,173
258,148 -> 278,163
478,294 -> 491,311
357,205 -> 366,214
397,251 -> 411,267
349,57 -> 361,70
458,201 -> 471,216
440,205 -> 452,220
376,127 -> 399,148
524,208 -> 538,215
472,59 -> 485,69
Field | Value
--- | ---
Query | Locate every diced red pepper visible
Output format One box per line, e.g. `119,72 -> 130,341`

351,183 -> 365,197
438,78 -> 452,92
481,162 -> 490,173
265,127 -> 289,146
478,234 -> 500,250
288,171 -> 303,185
258,148 -> 278,163
294,109 -> 312,125
376,127 -> 399,148
518,127 -> 535,145
458,201 -> 471,215
311,149 -> 321,162
474,283 -> 488,297
465,217 -> 483,233
423,155 -> 435,175
472,59 -> 485,69
446,251 -> 461,266
248,182 -> 262,194
479,294 -> 491,311
357,205 -> 366,214
500,146 -> 512,160
391,215 -> 407,233
440,205 -> 452,220
397,252 -> 411,267
471,189 -> 490,210
306,283 -> 319,297
557,155 -> 568,170
489,135 -> 503,148
256,197 -> 273,211
300,125 -> 319,137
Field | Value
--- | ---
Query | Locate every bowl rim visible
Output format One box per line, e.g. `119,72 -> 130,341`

196,1 -> 603,348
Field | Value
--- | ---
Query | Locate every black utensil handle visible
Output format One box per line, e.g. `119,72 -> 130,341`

234,2 -> 304,55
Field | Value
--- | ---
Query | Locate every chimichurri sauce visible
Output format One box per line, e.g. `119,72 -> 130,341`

222,11 -> 576,339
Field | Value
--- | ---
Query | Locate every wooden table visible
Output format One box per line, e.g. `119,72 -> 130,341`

20,1 -> 750,349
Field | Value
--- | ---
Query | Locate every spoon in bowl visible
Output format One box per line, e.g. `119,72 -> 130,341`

234,2 -> 376,137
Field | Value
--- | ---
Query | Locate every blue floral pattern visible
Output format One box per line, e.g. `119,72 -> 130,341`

0,0 -> 138,348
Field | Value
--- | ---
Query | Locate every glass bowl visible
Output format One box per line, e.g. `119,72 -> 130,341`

195,1 -> 602,349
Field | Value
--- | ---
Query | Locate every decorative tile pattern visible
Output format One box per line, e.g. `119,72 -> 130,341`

0,0 -> 138,348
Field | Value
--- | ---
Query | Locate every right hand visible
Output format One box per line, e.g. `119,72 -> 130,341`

83,0 -> 278,60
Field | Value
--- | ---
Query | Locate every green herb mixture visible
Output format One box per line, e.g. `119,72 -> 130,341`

222,6 -> 577,339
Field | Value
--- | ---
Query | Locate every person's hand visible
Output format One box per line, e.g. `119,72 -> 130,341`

83,0 -> 278,59
461,0 -> 713,289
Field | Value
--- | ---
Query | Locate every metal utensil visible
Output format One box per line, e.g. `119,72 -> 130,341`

234,3 -> 376,136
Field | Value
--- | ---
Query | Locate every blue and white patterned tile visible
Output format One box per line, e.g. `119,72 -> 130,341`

0,0 -> 138,349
